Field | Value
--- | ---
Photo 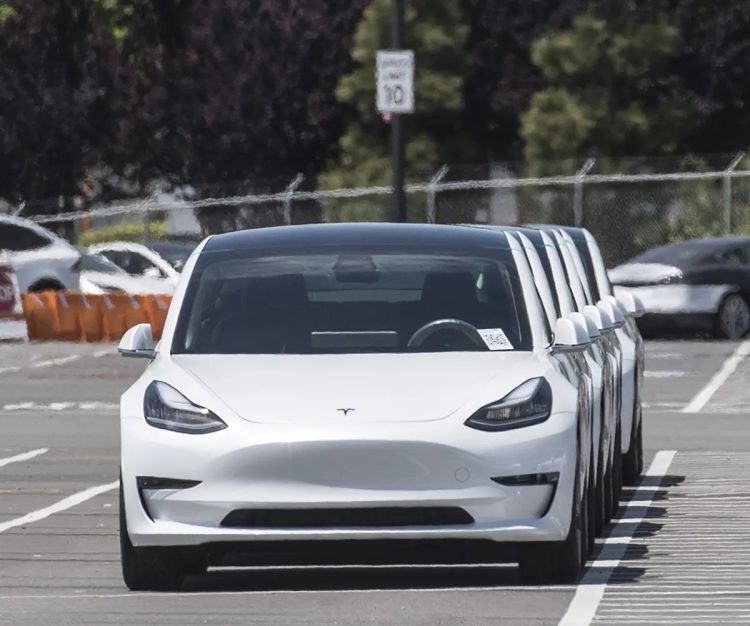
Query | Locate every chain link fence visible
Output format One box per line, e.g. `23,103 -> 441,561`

16,152 -> 750,267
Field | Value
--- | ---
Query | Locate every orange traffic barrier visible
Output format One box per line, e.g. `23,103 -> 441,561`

22,292 -> 58,341
139,294 -> 170,340
20,291 -> 172,343
57,292 -> 103,342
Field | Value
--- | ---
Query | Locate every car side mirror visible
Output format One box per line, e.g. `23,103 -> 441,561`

584,304 -> 615,333
598,300 -> 625,328
569,311 -> 600,341
553,317 -> 591,353
118,323 -> 155,359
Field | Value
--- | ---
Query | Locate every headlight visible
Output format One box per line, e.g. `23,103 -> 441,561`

465,378 -> 552,432
143,381 -> 227,434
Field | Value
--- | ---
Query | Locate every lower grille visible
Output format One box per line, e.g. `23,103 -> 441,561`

221,507 -> 474,529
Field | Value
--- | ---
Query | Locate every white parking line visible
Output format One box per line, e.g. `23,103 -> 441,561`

0,448 -> 48,469
682,339 -> 750,413
558,450 -> 677,626
0,481 -> 118,534
1,401 -> 118,412
0,348 -> 112,376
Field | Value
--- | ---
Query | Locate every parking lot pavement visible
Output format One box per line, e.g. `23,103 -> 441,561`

0,339 -> 749,625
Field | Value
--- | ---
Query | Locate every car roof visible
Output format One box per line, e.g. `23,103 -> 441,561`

0,213 -> 66,243
203,222 -> 513,253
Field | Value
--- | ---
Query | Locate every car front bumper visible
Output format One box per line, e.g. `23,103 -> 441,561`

122,413 -> 578,547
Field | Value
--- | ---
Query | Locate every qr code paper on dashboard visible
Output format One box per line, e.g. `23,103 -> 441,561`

477,328 -> 514,351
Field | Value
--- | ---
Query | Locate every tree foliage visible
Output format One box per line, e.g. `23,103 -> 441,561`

0,0 -> 120,216
461,0 -> 584,162
520,9 -> 685,168
320,0 -> 470,205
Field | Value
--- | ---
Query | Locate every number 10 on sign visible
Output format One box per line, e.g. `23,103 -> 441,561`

376,50 -> 415,114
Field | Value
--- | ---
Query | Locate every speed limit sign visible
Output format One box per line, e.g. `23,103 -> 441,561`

376,50 -> 414,114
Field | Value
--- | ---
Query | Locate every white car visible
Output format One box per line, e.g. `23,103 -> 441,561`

0,215 -> 80,292
89,241 -> 195,286
560,228 -> 646,484
118,223 -> 596,590
78,253 -> 175,295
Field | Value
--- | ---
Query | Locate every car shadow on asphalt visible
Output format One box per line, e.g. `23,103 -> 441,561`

179,474 -> 686,593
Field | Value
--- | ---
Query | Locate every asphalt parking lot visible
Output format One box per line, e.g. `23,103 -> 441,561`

1,339 -> 749,625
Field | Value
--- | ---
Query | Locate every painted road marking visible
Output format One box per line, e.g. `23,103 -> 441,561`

591,451 -> 750,625
644,370 -> 685,378
558,450 -> 676,626
0,348 -> 112,375
0,448 -> 48,469
682,339 -> 750,413
0,481 -> 118,534
1,401 -> 118,412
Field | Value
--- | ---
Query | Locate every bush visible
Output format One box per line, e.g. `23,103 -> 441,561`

79,220 -> 167,246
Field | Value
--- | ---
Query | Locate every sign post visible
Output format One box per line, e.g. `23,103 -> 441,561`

377,0 -> 413,222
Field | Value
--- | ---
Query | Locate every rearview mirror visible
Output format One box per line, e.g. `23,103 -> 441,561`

118,323 -> 155,359
598,300 -> 625,328
553,317 -> 591,353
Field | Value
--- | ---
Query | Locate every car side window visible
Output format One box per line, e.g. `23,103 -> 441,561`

0,223 -> 51,251
100,250 -> 163,277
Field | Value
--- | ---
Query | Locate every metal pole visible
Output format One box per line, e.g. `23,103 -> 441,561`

573,158 -> 596,227
426,165 -> 448,224
391,0 -> 406,223
723,152 -> 745,235
283,174 -> 304,226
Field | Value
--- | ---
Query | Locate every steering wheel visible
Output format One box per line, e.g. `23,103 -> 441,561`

407,318 -> 487,351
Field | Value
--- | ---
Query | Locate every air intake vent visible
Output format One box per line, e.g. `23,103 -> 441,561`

221,507 -> 474,529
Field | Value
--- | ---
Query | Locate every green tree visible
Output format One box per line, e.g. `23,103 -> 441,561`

521,10 -> 685,169
519,6 -> 687,262
320,0 -> 470,221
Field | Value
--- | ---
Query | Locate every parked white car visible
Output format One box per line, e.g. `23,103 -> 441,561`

0,215 -> 80,292
89,241 -> 196,286
78,253 -> 174,296
118,223 -> 597,590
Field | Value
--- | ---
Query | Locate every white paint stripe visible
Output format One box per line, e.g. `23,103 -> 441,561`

0,448 -> 48,469
682,339 -> 750,413
0,348 -> 112,377
558,450 -> 676,626
644,370 -> 685,378
32,355 -> 82,369
1,401 -> 118,412
0,481 -> 118,534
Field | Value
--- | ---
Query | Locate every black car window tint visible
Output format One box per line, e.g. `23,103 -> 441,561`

0,223 -> 50,251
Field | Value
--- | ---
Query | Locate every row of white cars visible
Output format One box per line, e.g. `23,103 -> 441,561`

0,214 -> 192,295
116,222 -> 645,590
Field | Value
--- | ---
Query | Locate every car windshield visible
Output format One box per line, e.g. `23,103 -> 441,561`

173,248 -> 531,354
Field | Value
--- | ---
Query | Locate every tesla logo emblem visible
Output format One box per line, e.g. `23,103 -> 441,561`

337,408 -> 355,416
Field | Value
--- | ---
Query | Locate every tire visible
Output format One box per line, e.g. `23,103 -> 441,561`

716,294 -> 750,340
594,449 -> 607,534
585,469 -> 596,557
622,407 -> 643,486
611,425 -> 623,517
28,279 -> 64,292
120,478 -> 198,591
519,457 -> 585,585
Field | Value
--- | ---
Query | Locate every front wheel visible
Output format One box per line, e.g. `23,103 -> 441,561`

519,461 -> 585,584
622,407 -> 643,486
120,478 -> 202,591
716,294 -> 750,340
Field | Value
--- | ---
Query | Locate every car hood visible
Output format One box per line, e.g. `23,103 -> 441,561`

171,352 -> 545,424
608,262 -> 683,286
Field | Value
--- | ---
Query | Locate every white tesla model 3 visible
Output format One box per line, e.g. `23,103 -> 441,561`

118,223 -> 594,590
